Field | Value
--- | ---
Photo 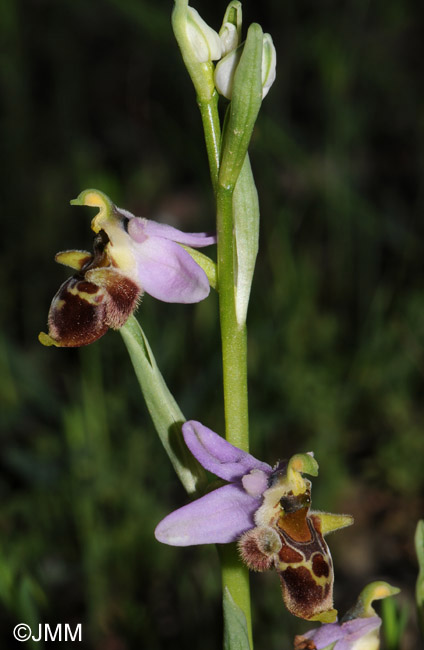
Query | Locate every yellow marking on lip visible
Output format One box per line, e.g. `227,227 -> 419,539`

67,285 -> 103,304
51,297 -> 66,311
278,561 -> 331,589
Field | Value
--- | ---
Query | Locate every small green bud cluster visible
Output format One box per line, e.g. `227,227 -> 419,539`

175,0 -> 276,101
215,31 -> 276,100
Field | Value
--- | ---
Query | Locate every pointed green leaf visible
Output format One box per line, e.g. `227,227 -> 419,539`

120,315 -> 206,495
233,155 -> 259,325
219,23 -> 263,191
223,587 -> 251,650
381,594 -> 409,650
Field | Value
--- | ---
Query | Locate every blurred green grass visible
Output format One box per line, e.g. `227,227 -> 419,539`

1,0 -> 423,647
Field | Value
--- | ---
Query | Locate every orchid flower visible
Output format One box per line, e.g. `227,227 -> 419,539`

294,581 -> 400,650
39,189 -> 216,347
155,420 -> 353,622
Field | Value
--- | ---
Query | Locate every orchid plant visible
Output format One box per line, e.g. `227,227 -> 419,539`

39,1 -> 411,648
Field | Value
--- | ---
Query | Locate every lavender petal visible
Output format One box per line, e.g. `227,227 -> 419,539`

302,623 -> 344,648
133,236 -> 210,303
182,421 -> 272,482
303,617 -> 381,650
128,217 -> 216,247
336,618 -> 381,650
154,484 -> 260,546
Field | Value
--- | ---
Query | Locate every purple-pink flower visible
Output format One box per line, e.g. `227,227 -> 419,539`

39,189 -> 216,347
295,617 -> 381,650
124,214 -> 216,304
294,581 -> 400,650
155,420 -> 354,622
155,420 -> 272,545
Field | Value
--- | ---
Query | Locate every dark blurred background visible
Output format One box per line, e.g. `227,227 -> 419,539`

1,0 -> 423,647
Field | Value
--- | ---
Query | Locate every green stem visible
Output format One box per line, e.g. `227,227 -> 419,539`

195,60 -> 252,650
216,186 -> 249,450
220,546 -> 253,649
197,91 -> 250,447
198,93 -> 221,193
216,182 -> 252,649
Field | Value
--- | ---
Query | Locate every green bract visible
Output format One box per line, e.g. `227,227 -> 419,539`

219,23 -> 263,190
120,317 -> 207,496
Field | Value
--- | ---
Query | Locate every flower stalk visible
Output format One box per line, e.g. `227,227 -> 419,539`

170,5 -> 275,646
212,51 -> 253,650
216,185 -> 250,451
198,92 -> 222,193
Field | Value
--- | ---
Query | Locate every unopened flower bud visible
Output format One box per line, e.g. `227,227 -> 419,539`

214,44 -> 242,99
261,33 -> 277,98
186,7 -> 222,62
219,0 -> 242,55
215,32 -> 276,100
219,22 -> 239,56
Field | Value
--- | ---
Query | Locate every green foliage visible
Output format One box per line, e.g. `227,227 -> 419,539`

223,587 -> 251,650
381,595 -> 409,650
1,0 -> 423,646
120,316 -> 206,495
